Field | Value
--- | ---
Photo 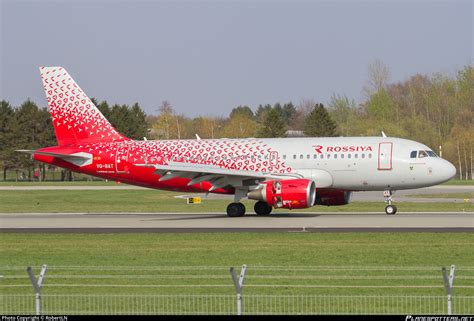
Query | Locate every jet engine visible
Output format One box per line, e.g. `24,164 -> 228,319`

247,179 -> 316,209
314,189 -> 352,206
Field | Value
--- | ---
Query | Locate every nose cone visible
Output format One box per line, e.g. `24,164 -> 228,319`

437,159 -> 456,184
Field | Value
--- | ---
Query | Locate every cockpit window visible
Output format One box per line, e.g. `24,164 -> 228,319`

418,150 -> 428,158
413,150 -> 438,158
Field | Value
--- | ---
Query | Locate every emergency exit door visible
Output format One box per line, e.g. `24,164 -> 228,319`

378,142 -> 393,170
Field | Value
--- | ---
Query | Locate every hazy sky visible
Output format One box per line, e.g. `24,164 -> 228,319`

1,0 -> 472,117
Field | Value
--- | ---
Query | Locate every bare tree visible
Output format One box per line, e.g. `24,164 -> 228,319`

158,100 -> 174,115
362,59 -> 391,98
290,99 -> 317,130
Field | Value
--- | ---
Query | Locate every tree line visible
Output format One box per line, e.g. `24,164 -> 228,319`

0,99 -> 147,180
0,63 -> 472,181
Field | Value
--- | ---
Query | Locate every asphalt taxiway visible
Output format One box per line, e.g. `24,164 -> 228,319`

1,212 -> 472,233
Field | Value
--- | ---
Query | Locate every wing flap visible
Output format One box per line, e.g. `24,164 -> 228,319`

135,161 -> 302,190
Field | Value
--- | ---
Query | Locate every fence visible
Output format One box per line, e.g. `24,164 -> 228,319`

1,265 -> 473,315
1,294 -> 473,315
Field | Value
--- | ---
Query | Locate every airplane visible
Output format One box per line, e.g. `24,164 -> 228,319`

19,67 -> 457,217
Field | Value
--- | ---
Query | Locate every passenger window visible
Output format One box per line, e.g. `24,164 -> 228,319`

293,155 -> 296,159
410,151 -> 417,158
283,155 -> 286,160
327,154 -> 331,159
307,154 -> 310,159
361,154 -> 365,159
348,154 -> 351,159
300,154 -> 303,159
321,154 -> 324,159
354,154 -> 358,159
313,154 -> 317,159
334,154 -> 338,159
368,154 -> 372,159
341,154 -> 344,159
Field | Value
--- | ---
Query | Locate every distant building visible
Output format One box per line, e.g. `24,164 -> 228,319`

285,130 -> 305,137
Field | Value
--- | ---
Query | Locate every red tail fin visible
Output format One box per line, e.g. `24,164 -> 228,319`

40,67 -> 128,146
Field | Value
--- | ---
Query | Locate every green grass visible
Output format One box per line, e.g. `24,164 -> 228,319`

406,192 -> 474,199
442,179 -> 474,186
1,233 -> 473,297
0,190 -> 473,213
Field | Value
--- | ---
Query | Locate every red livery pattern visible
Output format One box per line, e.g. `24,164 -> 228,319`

40,67 -> 127,146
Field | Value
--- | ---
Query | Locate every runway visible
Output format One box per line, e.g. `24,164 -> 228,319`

1,212 -> 473,233
1,184 -> 472,203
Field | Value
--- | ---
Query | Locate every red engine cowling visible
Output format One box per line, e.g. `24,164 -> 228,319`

247,179 -> 316,209
315,189 -> 352,206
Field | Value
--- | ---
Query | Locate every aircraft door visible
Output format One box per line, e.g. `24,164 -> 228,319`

378,142 -> 393,170
116,144 -> 131,174
270,151 -> 278,166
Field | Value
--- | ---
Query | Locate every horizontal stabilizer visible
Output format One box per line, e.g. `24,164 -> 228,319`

17,150 -> 92,167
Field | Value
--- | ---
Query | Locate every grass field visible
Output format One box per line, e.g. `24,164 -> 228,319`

0,189 -> 473,213
1,233 -> 473,297
407,192 -> 474,199
1,181 -> 473,314
441,179 -> 474,186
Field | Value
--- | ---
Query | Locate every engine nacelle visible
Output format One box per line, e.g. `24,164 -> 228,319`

248,179 -> 316,209
315,189 -> 352,206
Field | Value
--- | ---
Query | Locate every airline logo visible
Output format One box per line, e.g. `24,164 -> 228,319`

312,145 -> 373,154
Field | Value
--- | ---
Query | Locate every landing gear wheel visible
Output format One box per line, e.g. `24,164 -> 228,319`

385,204 -> 397,215
254,201 -> 272,216
227,202 -> 246,217
383,189 -> 397,215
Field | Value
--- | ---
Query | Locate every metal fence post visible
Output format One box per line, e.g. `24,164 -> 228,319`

230,264 -> 247,315
442,265 -> 456,315
27,264 -> 48,315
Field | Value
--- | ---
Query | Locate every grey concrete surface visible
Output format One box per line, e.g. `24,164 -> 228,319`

1,212 -> 472,232
0,184 -> 472,203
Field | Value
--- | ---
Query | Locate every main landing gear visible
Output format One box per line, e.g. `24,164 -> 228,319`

226,202 -> 246,217
226,201 -> 273,217
254,201 -> 273,216
226,189 -> 273,217
383,189 -> 397,215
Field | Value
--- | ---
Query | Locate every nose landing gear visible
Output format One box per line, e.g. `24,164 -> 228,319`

383,190 -> 397,215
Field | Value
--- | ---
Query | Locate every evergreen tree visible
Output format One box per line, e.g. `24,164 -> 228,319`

129,102 -> 148,140
303,103 -> 338,137
96,100 -> 111,119
257,108 -> 287,138
255,104 -> 272,123
0,101 -> 16,180
282,102 -> 296,125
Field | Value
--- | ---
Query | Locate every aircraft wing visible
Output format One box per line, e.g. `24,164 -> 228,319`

135,161 -> 302,191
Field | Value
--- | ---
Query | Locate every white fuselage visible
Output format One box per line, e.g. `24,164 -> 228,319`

249,136 -> 456,191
